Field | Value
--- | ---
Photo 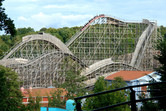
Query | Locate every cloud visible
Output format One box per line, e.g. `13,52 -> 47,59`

18,16 -> 28,21
8,0 -> 38,2
4,0 -> 166,30
43,4 -> 91,13
44,5 -> 75,9
22,0 -> 38,2
93,0 -> 107,2
15,12 -> 93,30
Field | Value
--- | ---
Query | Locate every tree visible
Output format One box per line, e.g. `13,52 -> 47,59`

53,57 -> 86,107
26,95 -> 41,111
155,33 -> 166,81
0,49 -> 3,59
0,65 -> 23,111
150,33 -> 166,110
48,89 -> 65,108
139,94 -> 159,111
0,43 -> 9,51
160,25 -> 166,37
83,77 -> 130,111
58,27 -> 74,43
0,0 -> 16,36
45,27 -> 64,42
16,27 -> 35,35
44,26 -> 80,43
39,27 -> 47,32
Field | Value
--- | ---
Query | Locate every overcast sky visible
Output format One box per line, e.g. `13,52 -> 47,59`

3,0 -> 166,31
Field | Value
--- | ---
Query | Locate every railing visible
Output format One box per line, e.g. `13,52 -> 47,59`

74,81 -> 166,111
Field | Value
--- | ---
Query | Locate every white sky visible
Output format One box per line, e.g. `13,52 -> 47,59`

3,0 -> 166,31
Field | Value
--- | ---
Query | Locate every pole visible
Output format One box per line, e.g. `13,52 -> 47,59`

130,88 -> 137,111
75,99 -> 82,111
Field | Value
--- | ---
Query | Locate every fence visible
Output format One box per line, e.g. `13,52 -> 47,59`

75,81 -> 166,111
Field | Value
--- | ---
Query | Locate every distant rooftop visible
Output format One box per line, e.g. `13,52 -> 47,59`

21,88 -> 67,97
105,71 -> 153,81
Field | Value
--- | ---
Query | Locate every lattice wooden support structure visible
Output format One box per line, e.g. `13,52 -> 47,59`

0,15 -> 161,88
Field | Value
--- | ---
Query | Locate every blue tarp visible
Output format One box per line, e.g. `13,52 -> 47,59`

41,99 -> 75,111
40,107 -> 67,111
66,99 -> 75,111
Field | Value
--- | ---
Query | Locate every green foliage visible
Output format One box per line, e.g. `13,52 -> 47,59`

17,27 -> 35,35
56,57 -> 86,98
93,76 -> 109,93
27,96 -> 36,111
141,101 -> 159,111
41,26 -> 80,43
0,0 -> 16,36
160,25 -> 166,36
83,77 -> 130,111
0,34 -> 13,47
58,27 -> 75,43
155,34 -> 166,79
61,70 -> 86,99
150,33 -> 166,110
39,27 -> 47,32
26,94 -> 41,111
0,43 -> 9,51
139,93 -> 159,111
48,89 -> 65,108
52,57 -> 86,108
0,65 -> 23,111
0,49 -> 3,59
0,65 -> 42,111
0,27 -> 37,58
35,96 -> 42,110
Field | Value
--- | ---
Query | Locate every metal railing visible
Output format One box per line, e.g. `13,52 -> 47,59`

74,81 -> 166,111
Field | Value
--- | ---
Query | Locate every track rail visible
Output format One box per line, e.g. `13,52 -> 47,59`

130,22 -> 156,68
66,14 -> 125,46
3,33 -> 72,59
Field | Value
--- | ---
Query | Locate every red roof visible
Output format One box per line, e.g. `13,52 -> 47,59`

21,88 -> 67,97
105,71 -> 153,81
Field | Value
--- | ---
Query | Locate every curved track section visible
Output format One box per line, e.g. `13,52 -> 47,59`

8,51 -> 86,67
80,14 -> 125,31
80,14 -> 105,31
81,58 -> 140,87
3,33 -> 72,60
0,58 -> 28,66
81,58 -> 139,76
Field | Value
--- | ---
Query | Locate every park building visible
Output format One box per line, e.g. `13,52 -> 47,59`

105,71 -> 161,98
21,87 -> 67,107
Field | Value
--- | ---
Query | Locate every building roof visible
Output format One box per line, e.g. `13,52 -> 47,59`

105,71 -> 153,81
21,88 -> 67,97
